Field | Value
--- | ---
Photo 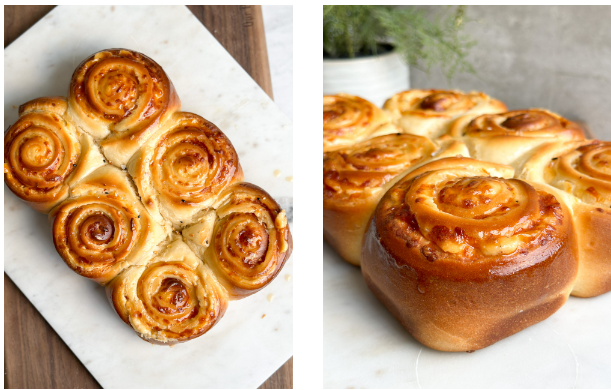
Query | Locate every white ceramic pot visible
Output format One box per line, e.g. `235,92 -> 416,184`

323,50 -> 410,108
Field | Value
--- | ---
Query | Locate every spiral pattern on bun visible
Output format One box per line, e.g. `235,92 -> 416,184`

68,49 -> 180,166
378,158 -> 567,258
323,93 -> 397,152
5,97 -> 79,211
324,134 -> 437,195
51,165 -> 167,284
383,89 -> 507,139
445,109 -> 585,167
183,182 -> 292,299
362,157 -> 578,351
107,238 -> 228,344
4,97 -> 106,213
128,112 -> 243,228
323,134 -> 439,266
549,141 -> 611,203
518,140 -> 611,297
450,109 -> 585,139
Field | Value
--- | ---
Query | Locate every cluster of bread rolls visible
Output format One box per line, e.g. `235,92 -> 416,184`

323,89 -> 609,351
5,49 -> 292,345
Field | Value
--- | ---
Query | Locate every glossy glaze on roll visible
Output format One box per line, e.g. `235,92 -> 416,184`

106,238 -> 228,345
4,97 -> 105,212
183,182 -> 292,299
128,112 -> 243,229
67,49 -> 181,166
383,89 -> 507,139
323,133 -> 469,266
50,165 -> 168,284
323,93 -> 399,152
518,140 -> 611,297
361,157 -> 578,351
448,109 -> 585,167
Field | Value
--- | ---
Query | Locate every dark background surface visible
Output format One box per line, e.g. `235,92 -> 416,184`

4,5 -> 292,389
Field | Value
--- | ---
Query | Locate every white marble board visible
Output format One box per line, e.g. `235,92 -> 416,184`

324,242 -> 611,388
4,5 -> 293,389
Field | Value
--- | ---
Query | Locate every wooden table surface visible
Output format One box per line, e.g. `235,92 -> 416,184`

3,5 -> 292,389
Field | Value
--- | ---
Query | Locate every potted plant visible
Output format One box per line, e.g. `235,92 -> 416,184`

323,5 -> 476,107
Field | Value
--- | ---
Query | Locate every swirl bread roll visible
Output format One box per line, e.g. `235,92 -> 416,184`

107,237 -> 228,345
383,89 -> 507,139
362,157 -> 578,351
323,133 -> 470,266
50,165 -> 168,284
448,109 -> 585,167
67,49 -> 181,167
517,140 -> 611,297
128,112 -> 243,229
183,182 -> 292,299
323,93 -> 400,152
4,97 -> 105,213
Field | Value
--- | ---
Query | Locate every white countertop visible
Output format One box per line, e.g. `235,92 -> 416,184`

324,242 -> 611,388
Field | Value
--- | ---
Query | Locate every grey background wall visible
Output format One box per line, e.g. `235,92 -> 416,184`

409,5 -> 611,139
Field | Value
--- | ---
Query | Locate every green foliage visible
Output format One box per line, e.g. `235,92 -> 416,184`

323,5 -> 476,81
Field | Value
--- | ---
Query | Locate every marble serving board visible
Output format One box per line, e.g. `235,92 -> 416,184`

323,242 -> 611,389
4,5 -> 292,389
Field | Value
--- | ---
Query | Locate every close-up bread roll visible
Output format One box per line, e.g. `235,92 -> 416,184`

50,165 -> 168,284
383,89 -> 507,139
67,48 -> 181,167
183,182 -> 292,299
361,157 -> 578,352
323,93 -> 399,152
4,97 -> 105,213
106,237 -> 228,345
448,109 -> 586,167
128,111 -> 243,229
517,140 -> 611,298
323,133 -> 469,266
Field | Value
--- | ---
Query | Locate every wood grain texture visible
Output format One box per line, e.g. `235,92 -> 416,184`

4,274 -> 102,389
3,5 -> 55,48
4,5 -> 290,389
187,5 -> 273,99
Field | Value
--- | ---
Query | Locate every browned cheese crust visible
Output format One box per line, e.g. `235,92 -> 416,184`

383,89 -> 507,139
183,182 -> 292,299
4,97 -> 104,212
323,133 -> 437,266
50,165 -> 168,284
67,48 -> 181,166
106,238 -> 228,345
128,111 -> 243,229
518,140 -> 611,297
323,93 -> 396,152
448,109 -> 585,167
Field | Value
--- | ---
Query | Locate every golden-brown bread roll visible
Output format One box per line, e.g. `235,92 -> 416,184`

4,97 -> 105,213
323,93 -> 399,152
517,140 -> 611,297
361,157 -> 578,351
6,47 -> 291,346
448,109 -> 586,167
67,49 -> 181,167
127,112 -> 243,229
183,182 -> 292,299
106,237 -> 228,345
323,133 -> 470,266
383,89 -> 507,139
50,165 -> 168,284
